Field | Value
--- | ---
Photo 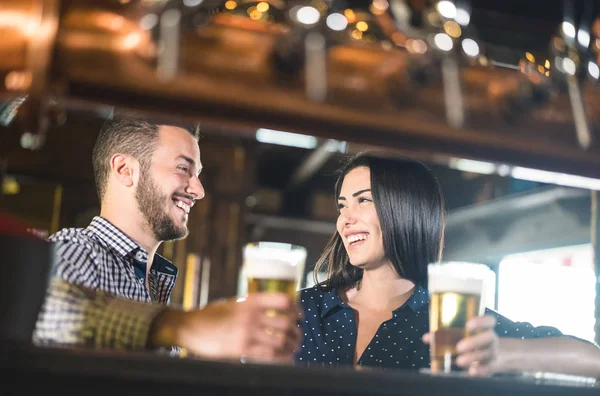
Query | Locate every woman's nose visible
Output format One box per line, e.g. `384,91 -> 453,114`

341,209 -> 357,226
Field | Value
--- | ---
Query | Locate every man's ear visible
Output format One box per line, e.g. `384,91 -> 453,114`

110,153 -> 137,188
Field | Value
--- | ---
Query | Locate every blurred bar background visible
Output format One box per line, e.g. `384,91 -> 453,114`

1,0 -> 599,348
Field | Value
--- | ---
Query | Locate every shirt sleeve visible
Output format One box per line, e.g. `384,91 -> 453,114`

33,277 -> 167,350
485,308 -> 564,339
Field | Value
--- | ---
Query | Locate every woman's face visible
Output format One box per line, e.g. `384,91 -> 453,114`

336,167 -> 387,269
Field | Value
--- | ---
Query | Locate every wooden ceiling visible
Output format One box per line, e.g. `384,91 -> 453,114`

2,0 -> 600,194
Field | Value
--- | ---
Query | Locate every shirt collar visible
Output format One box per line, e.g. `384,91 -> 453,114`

320,283 -> 429,318
320,287 -> 343,318
87,216 -> 178,276
151,254 -> 178,276
405,284 -> 429,312
87,216 -> 140,258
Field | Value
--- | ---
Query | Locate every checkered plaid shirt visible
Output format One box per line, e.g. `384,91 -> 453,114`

33,277 -> 167,349
33,216 -> 180,352
46,216 -> 178,303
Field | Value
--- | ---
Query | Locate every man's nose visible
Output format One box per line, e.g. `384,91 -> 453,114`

187,175 -> 205,200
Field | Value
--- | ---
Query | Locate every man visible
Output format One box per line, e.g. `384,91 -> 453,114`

51,116 -> 202,301
34,115 -> 300,361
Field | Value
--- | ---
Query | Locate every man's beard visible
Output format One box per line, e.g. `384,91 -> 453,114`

135,167 -> 188,242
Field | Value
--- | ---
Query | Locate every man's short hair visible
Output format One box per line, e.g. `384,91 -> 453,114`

92,113 -> 201,202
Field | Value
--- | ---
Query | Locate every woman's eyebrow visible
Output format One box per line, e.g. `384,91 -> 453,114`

352,188 -> 371,197
338,188 -> 371,200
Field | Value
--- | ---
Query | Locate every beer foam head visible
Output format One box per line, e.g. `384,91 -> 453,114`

428,262 -> 488,295
428,275 -> 483,295
244,258 -> 297,280
243,242 -> 306,281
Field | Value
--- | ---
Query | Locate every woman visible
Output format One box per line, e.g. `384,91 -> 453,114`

295,153 -> 600,377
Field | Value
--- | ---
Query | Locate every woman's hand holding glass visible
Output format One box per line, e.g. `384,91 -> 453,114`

423,314 -> 499,376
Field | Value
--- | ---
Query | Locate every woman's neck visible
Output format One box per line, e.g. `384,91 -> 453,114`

345,263 -> 416,312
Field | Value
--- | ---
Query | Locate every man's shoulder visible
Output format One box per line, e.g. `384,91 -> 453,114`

48,227 -> 107,286
49,227 -> 103,255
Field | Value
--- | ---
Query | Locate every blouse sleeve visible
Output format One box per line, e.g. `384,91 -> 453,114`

486,308 -> 564,339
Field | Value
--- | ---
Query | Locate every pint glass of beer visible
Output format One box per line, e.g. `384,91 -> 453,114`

428,262 -> 491,373
242,242 -> 307,301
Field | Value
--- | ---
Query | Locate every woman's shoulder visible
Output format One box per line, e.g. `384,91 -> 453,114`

297,285 -> 334,306
298,284 -> 326,298
297,285 -> 340,328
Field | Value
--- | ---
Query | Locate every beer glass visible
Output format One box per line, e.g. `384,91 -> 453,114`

428,262 -> 490,373
242,242 -> 307,302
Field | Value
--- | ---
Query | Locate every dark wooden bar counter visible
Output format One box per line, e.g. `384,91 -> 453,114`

3,344 -> 598,396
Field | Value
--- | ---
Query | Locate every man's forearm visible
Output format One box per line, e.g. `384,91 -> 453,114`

148,307 -> 190,349
34,277 -> 167,350
497,337 -> 600,378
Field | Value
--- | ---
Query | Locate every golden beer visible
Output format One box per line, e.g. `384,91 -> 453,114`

428,262 -> 488,373
247,277 -> 297,301
242,243 -> 306,318
245,258 -> 299,319
429,291 -> 482,372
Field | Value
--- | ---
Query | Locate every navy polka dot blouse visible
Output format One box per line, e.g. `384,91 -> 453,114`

295,284 -> 564,369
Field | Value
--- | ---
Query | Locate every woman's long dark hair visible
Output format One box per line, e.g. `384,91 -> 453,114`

314,153 -> 446,291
